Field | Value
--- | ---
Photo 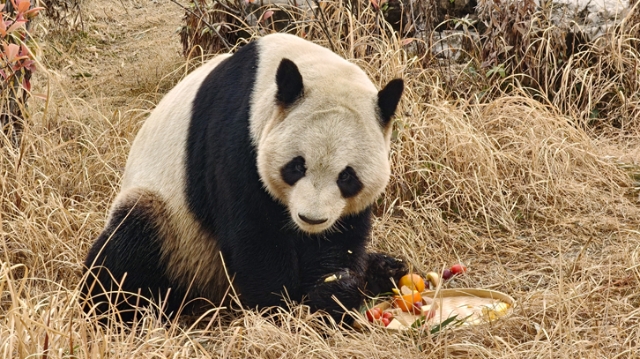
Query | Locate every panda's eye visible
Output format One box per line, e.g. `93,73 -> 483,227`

337,166 -> 363,198
338,171 -> 350,182
281,156 -> 306,186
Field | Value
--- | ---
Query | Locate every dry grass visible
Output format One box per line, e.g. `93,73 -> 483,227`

1,0 -> 640,357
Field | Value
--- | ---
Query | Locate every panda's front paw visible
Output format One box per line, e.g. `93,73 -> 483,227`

306,269 -> 364,324
364,252 -> 409,295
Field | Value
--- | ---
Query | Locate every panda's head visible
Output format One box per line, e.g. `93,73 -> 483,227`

257,58 -> 403,234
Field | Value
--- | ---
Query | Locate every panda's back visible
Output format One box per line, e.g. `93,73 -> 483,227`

119,54 -> 231,211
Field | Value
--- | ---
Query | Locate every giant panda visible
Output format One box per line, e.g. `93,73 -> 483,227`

82,33 -> 407,324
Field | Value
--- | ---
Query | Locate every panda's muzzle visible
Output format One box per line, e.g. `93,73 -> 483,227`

298,214 -> 328,225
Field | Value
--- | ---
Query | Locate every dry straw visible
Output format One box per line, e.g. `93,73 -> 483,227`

1,0 -> 639,358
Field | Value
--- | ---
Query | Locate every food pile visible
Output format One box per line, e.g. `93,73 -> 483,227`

362,263 -> 514,331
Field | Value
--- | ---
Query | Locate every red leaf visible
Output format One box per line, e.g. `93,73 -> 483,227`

17,0 -> 30,14
7,19 -> 26,34
259,10 -> 274,24
370,0 -> 379,10
19,43 -> 30,57
22,59 -> 35,72
24,7 -> 44,19
401,38 -> 415,46
4,43 -> 19,62
22,77 -> 30,92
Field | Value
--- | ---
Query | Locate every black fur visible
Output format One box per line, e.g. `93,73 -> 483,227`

275,58 -> 304,107
281,156 -> 306,186
364,253 -> 407,295
377,78 -> 404,127
82,192 -> 182,323
337,166 -> 363,198
186,41 -> 259,238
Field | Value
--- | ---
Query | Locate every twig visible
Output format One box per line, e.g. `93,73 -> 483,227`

308,0 -> 335,51
212,0 -> 240,16
118,0 -> 129,15
170,0 -> 232,51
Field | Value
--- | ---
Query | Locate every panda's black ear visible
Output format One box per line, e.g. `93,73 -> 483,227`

275,58 -> 304,107
377,79 -> 404,127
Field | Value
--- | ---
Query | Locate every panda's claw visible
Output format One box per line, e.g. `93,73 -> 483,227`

364,252 -> 409,296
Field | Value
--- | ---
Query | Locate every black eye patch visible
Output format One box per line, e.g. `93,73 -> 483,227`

281,156 -> 306,186
337,166 -> 363,198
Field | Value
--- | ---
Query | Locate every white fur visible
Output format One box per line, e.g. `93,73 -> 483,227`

113,54 -> 231,294
251,34 -> 392,234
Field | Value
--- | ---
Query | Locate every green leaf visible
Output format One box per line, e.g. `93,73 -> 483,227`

411,315 -> 425,329
430,314 -> 471,335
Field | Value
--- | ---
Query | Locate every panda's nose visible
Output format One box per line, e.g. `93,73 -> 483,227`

299,214 -> 328,225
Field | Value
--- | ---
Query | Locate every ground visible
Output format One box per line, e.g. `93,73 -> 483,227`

1,0 -> 640,358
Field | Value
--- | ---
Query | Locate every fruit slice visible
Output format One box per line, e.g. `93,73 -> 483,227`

393,288 -> 423,312
426,272 -> 440,288
421,303 -> 437,320
482,302 -> 510,321
386,318 -> 405,330
398,273 -> 426,292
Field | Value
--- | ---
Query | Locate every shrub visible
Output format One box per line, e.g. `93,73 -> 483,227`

433,0 -> 640,135
177,0 -> 408,57
43,0 -> 83,31
0,0 -> 43,147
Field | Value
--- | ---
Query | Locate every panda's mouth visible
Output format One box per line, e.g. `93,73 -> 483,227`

293,212 -> 334,234
286,184 -> 345,234
298,213 -> 328,225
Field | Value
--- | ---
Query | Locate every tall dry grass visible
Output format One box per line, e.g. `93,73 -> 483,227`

1,0 -> 640,357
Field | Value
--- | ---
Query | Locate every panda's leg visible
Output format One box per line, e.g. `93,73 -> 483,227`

293,237 -> 369,324
363,252 -> 408,295
304,268 -> 366,324
81,189 -> 184,323
224,234 -> 301,309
